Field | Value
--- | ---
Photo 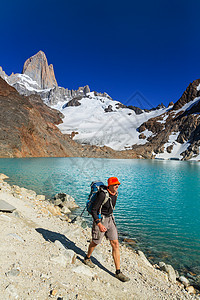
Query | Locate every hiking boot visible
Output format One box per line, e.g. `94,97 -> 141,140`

115,271 -> 130,282
83,258 -> 95,268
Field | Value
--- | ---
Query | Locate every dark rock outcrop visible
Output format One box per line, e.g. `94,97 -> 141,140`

127,106 -> 143,115
62,97 -> 82,108
104,105 -> 113,112
135,80 -> 200,160
173,79 -> 200,110
115,103 -> 127,109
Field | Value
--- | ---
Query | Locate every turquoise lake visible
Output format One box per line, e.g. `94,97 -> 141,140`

0,157 -> 200,274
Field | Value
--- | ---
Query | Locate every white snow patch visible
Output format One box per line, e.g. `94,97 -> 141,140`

56,94 -> 170,151
190,147 -> 200,161
197,83 -> 200,91
157,114 -> 168,124
155,132 -> 189,160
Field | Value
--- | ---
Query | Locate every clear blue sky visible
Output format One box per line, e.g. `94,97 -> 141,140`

1,0 -> 200,108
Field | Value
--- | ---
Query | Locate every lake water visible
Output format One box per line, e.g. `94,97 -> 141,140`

0,157 -> 200,274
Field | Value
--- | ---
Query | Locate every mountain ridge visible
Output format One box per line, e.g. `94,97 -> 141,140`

0,51 -> 200,160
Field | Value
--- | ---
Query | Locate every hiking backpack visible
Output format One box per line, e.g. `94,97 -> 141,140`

86,181 -> 111,217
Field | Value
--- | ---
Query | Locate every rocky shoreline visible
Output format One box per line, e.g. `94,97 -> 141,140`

0,173 -> 199,299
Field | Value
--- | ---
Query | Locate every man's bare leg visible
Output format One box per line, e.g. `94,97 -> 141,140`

110,239 -> 130,282
110,240 -> 120,270
87,240 -> 97,258
83,240 -> 97,268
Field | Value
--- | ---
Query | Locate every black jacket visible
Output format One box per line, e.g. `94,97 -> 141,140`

92,190 -> 117,224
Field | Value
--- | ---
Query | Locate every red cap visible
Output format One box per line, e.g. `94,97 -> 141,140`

107,177 -> 121,186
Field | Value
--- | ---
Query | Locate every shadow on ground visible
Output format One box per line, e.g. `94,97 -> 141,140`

36,228 -> 114,277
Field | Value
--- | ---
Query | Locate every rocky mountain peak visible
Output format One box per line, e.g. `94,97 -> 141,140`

172,79 -> 200,110
22,51 -> 58,89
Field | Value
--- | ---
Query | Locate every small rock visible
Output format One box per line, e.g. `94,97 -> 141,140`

175,270 -> 179,279
72,265 -> 96,277
7,233 -> 25,243
61,206 -> 71,214
12,210 -> 21,218
5,284 -> 19,299
54,240 -> 66,251
58,215 -> 69,221
36,195 -> 46,201
50,250 -> 76,267
40,208 -> 49,215
27,189 -> 37,197
0,173 -> 9,180
6,268 -> 20,277
186,286 -> 196,294
47,205 -> 61,216
0,214 -> 11,221
50,289 -> 57,296
179,276 -> 190,287
50,255 -> 68,268
53,199 -> 62,206
62,249 -> 77,264
92,275 -> 99,281
40,273 -> 50,280
158,262 -> 176,283
0,200 -> 16,212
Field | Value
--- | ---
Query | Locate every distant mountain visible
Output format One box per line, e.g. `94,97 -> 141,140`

0,77 -> 136,158
134,79 -> 200,160
0,51 -> 200,160
22,50 -> 58,89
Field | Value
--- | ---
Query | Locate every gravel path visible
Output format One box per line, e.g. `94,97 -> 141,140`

0,175 -> 198,300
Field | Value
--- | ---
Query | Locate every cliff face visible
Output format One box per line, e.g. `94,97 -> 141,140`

0,77 -> 74,157
22,51 -> 58,89
135,79 -> 200,160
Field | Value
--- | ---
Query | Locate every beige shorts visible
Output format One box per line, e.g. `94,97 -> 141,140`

92,215 -> 118,245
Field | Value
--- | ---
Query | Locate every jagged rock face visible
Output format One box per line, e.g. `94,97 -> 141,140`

136,81 -> 200,160
0,67 -> 8,81
127,105 -> 143,115
173,79 -> 200,110
22,51 -> 58,89
63,97 -> 81,108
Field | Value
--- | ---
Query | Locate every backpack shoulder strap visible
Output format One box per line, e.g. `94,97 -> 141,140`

101,189 -> 110,206
99,188 -> 117,215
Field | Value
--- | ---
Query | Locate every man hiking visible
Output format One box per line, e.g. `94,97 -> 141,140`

84,177 -> 130,282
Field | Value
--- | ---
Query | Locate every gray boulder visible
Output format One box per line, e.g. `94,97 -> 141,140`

0,200 -> 16,212
158,262 -> 176,283
51,193 -> 79,210
179,276 -> 190,287
50,250 -> 76,267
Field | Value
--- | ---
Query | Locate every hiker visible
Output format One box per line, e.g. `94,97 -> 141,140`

84,177 -> 130,282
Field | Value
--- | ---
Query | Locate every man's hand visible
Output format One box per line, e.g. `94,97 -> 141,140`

97,223 -> 107,232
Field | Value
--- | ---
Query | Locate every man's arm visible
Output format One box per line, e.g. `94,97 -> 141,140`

91,191 -> 107,232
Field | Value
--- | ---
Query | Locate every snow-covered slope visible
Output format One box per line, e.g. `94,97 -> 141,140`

0,66 -> 169,152
53,92 -> 170,151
